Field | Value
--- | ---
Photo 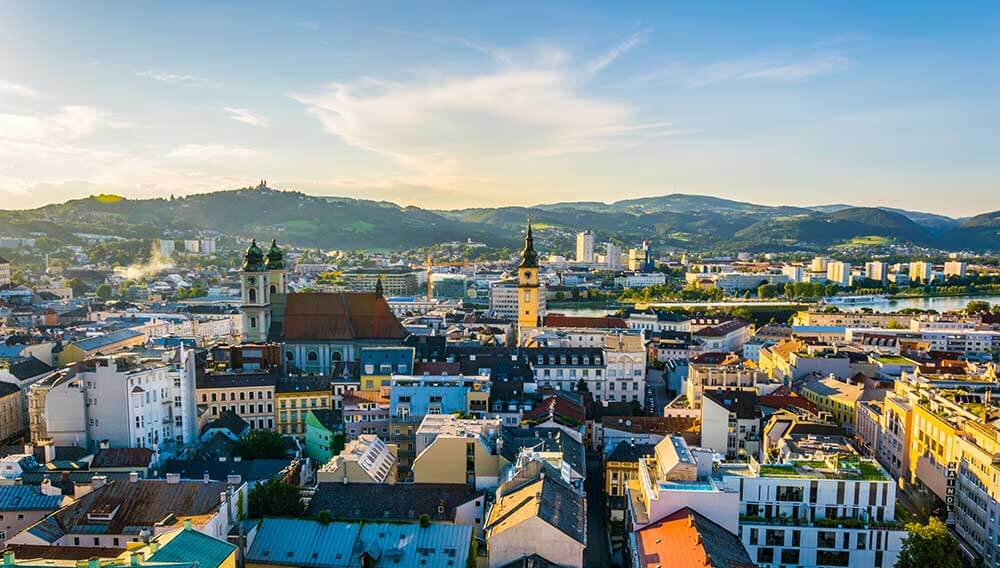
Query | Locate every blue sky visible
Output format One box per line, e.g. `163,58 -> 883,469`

1,1 -> 998,216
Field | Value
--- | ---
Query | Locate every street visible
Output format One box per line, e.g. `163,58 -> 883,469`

583,451 -> 611,567
645,366 -> 675,416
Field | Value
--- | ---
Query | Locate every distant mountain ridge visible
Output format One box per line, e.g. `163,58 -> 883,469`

0,186 -> 996,253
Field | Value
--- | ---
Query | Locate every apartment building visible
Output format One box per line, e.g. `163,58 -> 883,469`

701,390 -> 760,459
686,352 -> 764,408
575,230 -> 594,263
528,347 -> 604,394
196,368 -> 275,431
29,350 -> 198,450
387,374 -> 490,475
718,456 -> 906,568
274,375 -> 332,437
411,414 -> 503,489
342,389 -> 390,441
316,434 -> 397,484
603,334 -> 646,404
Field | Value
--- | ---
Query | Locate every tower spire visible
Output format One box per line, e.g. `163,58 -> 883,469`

375,274 -> 384,298
518,217 -> 538,268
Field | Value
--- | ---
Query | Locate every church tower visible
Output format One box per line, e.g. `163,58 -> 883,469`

241,239 -> 269,342
517,219 -> 542,335
264,239 -> 287,297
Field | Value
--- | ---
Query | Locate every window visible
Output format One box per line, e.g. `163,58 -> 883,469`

776,485 -> 803,502
780,549 -> 800,565
749,528 -> 758,545
816,550 -> 850,566
248,288 -> 257,302
308,351 -> 318,362
755,548 -> 773,564
765,529 -> 784,546
817,531 -> 837,548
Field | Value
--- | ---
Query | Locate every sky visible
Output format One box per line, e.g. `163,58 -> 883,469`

1,1 -> 999,216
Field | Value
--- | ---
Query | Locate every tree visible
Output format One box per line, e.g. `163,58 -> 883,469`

576,379 -> 589,393
95,284 -> 114,300
66,278 -> 88,297
894,517 -> 961,568
232,430 -> 286,459
248,479 -> 303,518
966,300 -> 992,315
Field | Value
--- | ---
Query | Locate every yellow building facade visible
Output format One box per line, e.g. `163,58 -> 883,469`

517,220 -> 542,337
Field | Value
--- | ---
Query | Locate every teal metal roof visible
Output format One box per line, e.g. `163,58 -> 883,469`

0,485 -> 63,511
149,528 -> 236,568
247,518 -> 471,568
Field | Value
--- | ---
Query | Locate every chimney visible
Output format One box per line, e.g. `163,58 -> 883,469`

227,474 -> 242,485
91,475 -> 108,489
148,542 -> 159,554
88,559 -> 100,568
203,472 -> 211,484
100,440 -> 110,450
129,552 -> 141,567
3,552 -> 14,567
129,471 -> 140,483
166,473 -> 181,484
40,477 -> 61,497
183,519 -> 193,530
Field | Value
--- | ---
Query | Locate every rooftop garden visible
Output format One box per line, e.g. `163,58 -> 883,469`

757,458 -> 888,481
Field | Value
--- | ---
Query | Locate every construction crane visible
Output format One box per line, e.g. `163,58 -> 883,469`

425,254 -> 472,300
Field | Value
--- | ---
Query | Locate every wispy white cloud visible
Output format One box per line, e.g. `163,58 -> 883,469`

292,62 -> 676,187
137,69 -> 217,87
587,28 -> 652,74
166,144 -> 260,161
651,53 -> 851,87
0,79 -> 38,98
0,106 -> 107,142
223,107 -> 269,127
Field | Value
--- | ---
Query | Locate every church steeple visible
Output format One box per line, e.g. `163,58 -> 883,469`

518,218 -> 539,269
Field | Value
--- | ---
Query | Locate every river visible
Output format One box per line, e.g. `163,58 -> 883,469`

549,295 -> 1000,318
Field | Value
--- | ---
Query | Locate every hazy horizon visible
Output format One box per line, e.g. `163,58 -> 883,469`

2,1 -> 999,216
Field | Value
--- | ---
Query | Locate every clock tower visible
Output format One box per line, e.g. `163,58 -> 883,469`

241,239 -> 269,342
517,219 -> 542,337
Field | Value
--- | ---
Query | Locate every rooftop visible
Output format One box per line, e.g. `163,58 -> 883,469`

305,482 -> 480,521
246,517 -> 472,568
754,457 -> 889,481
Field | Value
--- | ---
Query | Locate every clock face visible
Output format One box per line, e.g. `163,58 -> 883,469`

248,276 -> 257,285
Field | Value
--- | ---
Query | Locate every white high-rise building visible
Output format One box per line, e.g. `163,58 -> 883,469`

827,261 -> 851,287
200,239 -> 217,254
781,265 -> 805,283
605,242 -> 623,270
810,256 -> 829,272
865,261 -> 888,283
184,239 -> 201,253
944,260 -> 967,278
157,239 -> 175,256
575,231 -> 594,263
909,261 -> 933,283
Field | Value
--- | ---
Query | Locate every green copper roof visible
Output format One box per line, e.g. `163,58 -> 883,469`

242,239 -> 266,272
264,238 -> 285,270
148,528 -> 236,568
518,219 -> 539,268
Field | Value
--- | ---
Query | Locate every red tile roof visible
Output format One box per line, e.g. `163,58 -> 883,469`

522,395 -> 586,425
758,386 -> 818,414
281,292 -> 406,341
543,314 -> 627,329
635,508 -> 754,568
